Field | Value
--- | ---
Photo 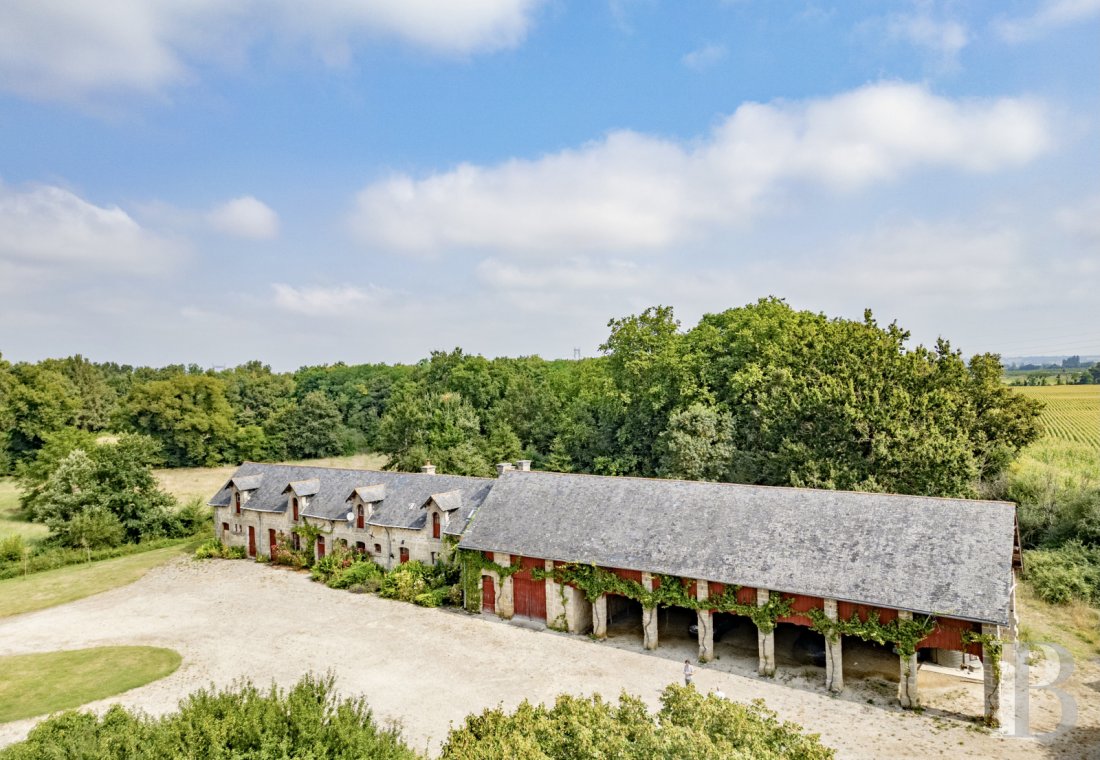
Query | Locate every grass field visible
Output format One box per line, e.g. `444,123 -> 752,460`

1015,385 -> 1100,449
0,646 -> 181,722
0,480 -> 48,542
0,542 -> 196,619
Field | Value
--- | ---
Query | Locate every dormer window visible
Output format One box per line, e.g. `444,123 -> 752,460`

292,497 -> 299,521
356,504 -> 365,529
235,492 -> 241,514
432,511 -> 441,539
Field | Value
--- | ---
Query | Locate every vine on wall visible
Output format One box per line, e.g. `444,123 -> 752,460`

457,549 -> 522,613
806,608 -> 937,657
961,629 -> 1003,683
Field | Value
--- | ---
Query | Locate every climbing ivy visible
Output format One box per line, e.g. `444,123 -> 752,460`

806,608 -> 937,657
961,629 -> 1003,685
291,522 -> 326,546
456,549 -> 522,613
529,564 -> 794,634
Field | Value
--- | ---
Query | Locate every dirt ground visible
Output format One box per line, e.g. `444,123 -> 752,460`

0,558 -> 1097,759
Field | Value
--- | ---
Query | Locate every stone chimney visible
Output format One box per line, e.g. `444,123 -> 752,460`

421,461 -> 436,475
515,459 -> 532,472
496,462 -> 515,476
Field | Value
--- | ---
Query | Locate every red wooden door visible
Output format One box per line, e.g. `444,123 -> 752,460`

317,536 -> 325,559
512,556 -> 547,620
482,575 -> 496,613
432,512 -> 440,539
247,526 -> 256,557
268,529 -> 277,556
356,505 -> 365,529
399,547 -> 410,564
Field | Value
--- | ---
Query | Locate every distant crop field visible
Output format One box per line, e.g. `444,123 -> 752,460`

1015,385 -> 1100,448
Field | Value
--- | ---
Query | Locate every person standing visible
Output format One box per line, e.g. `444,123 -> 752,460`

683,659 -> 695,686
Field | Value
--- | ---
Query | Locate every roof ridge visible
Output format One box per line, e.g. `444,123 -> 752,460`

503,469 -> 1016,508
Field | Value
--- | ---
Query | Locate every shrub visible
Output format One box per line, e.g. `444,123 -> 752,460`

310,548 -> 355,583
0,673 -> 419,760
413,586 -> 451,608
255,553 -> 270,564
328,561 -> 385,590
1025,542 -> 1100,605
380,561 -> 430,602
439,684 -> 834,759
0,535 -> 25,562
225,545 -> 247,560
176,498 -> 213,536
193,539 -> 225,560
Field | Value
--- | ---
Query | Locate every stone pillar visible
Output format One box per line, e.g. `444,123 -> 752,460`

696,579 -> 714,663
564,586 -> 593,634
982,624 -> 1004,727
592,594 -> 608,639
544,559 -> 567,631
641,572 -> 659,650
493,552 -> 514,619
897,611 -> 919,708
824,598 -> 843,693
757,588 -> 776,677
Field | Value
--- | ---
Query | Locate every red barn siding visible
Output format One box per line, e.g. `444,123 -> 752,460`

512,556 -> 547,621
837,602 -> 898,624
777,594 -> 824,627
736,586 -> 757,605
610,568 -> 643,584
919,617 -> 981,656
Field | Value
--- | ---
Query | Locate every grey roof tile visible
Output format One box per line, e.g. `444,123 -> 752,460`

210,462 -> 492,534
458,471 -> 1017,625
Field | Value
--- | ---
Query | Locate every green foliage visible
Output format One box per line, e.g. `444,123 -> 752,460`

657,402 -> 734,481
1024,542 -> 1100,605
457,549 -> 523,612
440,684 -> 834,760
380,560 -> 460,606
120,374 -> 236,467
225,545 -> 247,559
327,559 -> 385,590
806,609 -> 936,657
0,673 -> 419,760
14,427 -> 98,514
28,434 -> 180,548
0,535 -> 25,562
283,390 -> 348,459
0,536 -> 196,581
193,539 -> 228,559
2,363 -> 80,470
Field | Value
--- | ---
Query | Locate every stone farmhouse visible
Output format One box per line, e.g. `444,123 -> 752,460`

211,460 -> 1018,725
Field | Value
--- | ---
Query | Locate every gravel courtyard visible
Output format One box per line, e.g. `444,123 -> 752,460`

0,558 -> 1095,758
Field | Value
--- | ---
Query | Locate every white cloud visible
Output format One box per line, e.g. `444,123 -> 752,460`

0,0 -> 544,101
996,0 -> 1100,42
883,11 -> 969,66
1056,194 -> 1100,243
0,182 -> 183,278
271,283 -> 378,316
208,196 -> 280,240
681,43 -> 727,70
350,82 -> 1051,256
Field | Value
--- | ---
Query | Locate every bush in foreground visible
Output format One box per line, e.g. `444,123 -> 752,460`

0,674 -> 417,760
440,684 -> 834,760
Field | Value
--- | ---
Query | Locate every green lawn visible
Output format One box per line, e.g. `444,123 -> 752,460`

0,543 -> 195,619
0,479 -> 47,542
0,646 -> 181,723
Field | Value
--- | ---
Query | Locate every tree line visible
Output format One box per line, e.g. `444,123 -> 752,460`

0,298 -> 1042,501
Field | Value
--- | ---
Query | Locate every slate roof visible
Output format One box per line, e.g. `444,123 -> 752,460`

210,462 -> 493,536
459,471 -> 1018,625
230,474 -> 264,491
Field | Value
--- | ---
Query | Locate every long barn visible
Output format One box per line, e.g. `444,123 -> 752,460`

211,460 -> 1018,725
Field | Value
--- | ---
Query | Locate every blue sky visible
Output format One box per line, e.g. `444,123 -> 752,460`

1,0 -> 1097,369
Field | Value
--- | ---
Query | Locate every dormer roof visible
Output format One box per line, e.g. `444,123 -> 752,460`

283,478 -> 321,497
428,490 -> 463,512
230,474 -> 264,492
347,484 -> 387,503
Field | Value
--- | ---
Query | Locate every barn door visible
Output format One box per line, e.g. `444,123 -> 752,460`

512,556 -> 547,621
482,575 -> 496,613
247,526 -> 256,557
